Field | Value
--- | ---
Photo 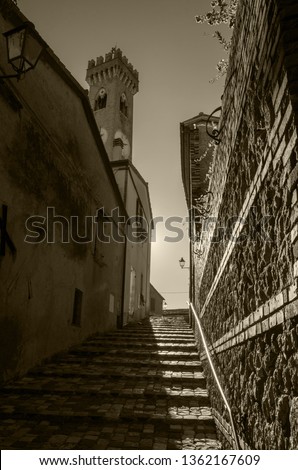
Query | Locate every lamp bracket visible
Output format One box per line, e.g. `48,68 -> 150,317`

206,106 -> 222,145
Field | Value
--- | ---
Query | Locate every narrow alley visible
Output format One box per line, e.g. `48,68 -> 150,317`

0,314 -> 220,450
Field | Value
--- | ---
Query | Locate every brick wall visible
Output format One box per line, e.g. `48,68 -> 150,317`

194,0 -> 298,449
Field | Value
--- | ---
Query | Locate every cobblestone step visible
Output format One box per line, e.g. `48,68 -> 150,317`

100,338 -> 195,344
84,340 -> 197,352
0,382 -> 209,404
96,330 -> 191,334
119,329 -> 193,333
27,370 -> 207,386
125,328 -> 192,333
0,315 -> 220,450
0,384 -> 209,399
0,418 -> 218,450
43,359 -> 203,371
123,325 -> 192,331
48,353 -> 203,367
69,348 -> 197,358
0,392 -> 213,418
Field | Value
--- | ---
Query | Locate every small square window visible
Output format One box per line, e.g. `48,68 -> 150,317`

72,288 -> 83,327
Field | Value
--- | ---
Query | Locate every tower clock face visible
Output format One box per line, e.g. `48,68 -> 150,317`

98,88 -> 106,98
114,130 -> 131,158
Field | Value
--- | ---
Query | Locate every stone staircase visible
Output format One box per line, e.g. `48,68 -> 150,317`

0,314 -> 220,450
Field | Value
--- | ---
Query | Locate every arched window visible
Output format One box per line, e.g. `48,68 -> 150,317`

94,88 -> 107,110
120,92 -> 128,117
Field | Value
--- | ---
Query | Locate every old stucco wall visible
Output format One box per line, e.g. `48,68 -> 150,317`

0,3 -> 126,382
194,0 -> 298,449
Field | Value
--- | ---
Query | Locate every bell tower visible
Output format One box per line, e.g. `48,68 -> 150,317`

86,48 -> 139,162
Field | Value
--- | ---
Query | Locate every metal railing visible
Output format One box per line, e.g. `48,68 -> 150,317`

189,302 -> 241,450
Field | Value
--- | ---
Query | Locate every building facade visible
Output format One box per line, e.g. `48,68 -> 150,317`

149,284 -> 165,316
0,1 -> 127,382
180,112 -> 219,308
86,49 -> 153,324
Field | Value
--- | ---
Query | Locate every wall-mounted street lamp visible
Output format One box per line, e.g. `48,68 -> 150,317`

1,22 -> 44,80
206,106 -> 222,145
179,257 -> 190,269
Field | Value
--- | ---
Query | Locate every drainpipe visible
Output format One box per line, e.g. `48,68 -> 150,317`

120,223 -> 128,329
145,221 -> 152,317
120,166 -> 129,328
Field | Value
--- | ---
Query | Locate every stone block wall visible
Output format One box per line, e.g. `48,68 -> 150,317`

194,0 -> 298,449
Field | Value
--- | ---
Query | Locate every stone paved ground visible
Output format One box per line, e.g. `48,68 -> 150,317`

0,315 -> 221,450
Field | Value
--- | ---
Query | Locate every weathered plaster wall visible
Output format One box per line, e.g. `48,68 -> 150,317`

113,167 -> 151,324
194,0 -> 298,449
0,3 -> 126,382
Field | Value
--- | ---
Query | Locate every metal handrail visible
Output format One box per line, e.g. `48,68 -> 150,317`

189,302 -> 241,450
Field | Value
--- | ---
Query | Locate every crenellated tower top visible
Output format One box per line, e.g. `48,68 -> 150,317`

86,48 -> 139,96
86,48 -> 139,161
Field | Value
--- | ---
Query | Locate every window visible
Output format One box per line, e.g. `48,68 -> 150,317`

94,88 -> 107,110
120,92 -> 128,116
109,293 -> 115,313
139,273 -> 145,306
151,298 -> 156,312
72,288 -> 83,326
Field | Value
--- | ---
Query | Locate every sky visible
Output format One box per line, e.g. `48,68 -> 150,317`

17,0 -> 227,308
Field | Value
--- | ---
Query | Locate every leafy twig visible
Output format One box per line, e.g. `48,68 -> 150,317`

196,0 -> 238,80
